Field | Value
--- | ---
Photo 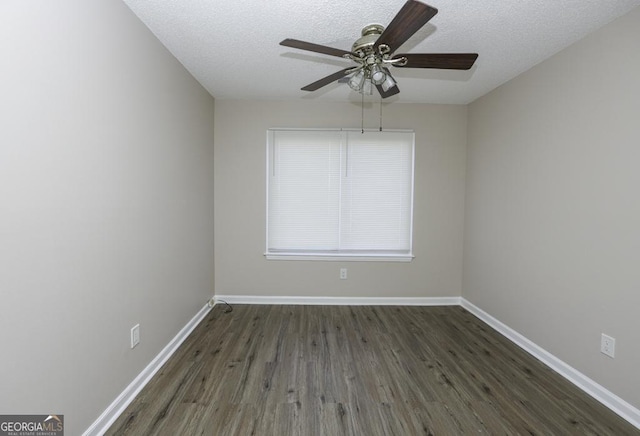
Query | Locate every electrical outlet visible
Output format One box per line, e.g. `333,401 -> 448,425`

600,333 -> 615,358
340,268 -> 347,280
131,324 -> 140,349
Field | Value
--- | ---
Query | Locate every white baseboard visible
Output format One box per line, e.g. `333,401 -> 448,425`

215,295 -> 462,306
82,300 -> 213,436
460,298 -> 640,430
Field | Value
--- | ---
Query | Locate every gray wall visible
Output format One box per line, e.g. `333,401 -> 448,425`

0,1 -> 216,434
214,100 -> 467,298
464,7 -> 640,409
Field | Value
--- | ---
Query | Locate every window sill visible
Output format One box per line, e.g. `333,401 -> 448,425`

264,252 -> 414,262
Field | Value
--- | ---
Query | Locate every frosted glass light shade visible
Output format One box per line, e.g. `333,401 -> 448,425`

370,65 -> 386,85
381,74 -> 396,92
348,70 -> 365,91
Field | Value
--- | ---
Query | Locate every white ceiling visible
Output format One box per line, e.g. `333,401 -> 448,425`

122,0 -> 640,104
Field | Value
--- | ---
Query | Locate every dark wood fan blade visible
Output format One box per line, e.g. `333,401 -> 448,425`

280,38 -> 352,58
392,53 -> 478,70
301,68 -> 353,91
374,0 -> 438,54
376,68 -> 400,98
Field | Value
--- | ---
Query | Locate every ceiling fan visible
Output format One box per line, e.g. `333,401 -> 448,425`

280,0 -> 478,98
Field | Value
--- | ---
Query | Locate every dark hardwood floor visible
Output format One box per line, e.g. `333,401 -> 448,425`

106,305 -> 639,435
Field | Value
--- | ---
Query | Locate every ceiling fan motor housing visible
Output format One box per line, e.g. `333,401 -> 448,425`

352,24 -> 386,56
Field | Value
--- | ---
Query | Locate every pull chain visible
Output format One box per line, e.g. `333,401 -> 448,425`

379,97 -> 383,132
361,92 -> 365,134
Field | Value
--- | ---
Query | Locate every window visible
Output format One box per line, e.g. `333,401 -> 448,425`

266,129 -> 414,261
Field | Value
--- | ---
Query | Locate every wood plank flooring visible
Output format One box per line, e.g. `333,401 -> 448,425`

106,305 -> 639,435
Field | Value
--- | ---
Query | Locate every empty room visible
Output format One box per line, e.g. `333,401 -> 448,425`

1,1 -> 639,435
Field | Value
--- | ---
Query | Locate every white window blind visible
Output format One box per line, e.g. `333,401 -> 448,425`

266,129 -> 414,261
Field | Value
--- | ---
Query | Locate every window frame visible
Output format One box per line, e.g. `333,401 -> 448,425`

265,128 -> 415,262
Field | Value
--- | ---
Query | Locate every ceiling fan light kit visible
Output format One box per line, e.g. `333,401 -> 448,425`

280,0 -> 478,99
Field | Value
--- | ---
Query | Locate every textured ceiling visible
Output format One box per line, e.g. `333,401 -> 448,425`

122,0 -> 640,104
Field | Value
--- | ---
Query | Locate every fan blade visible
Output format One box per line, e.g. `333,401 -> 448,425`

393,53 -> 478,70
376,68 -> 400,98
301,68 -> 353,91
374,0 -> 438,54
280,38 -> 352,58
